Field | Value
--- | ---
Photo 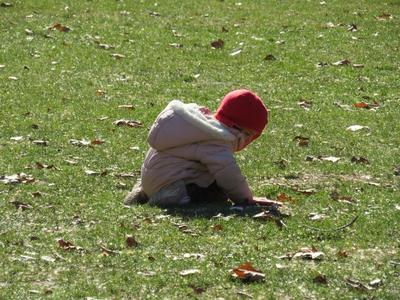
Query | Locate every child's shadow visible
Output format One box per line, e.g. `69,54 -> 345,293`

164,201 -> 273,220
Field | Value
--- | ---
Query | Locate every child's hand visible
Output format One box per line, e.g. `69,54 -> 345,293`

250,197 -> 284,206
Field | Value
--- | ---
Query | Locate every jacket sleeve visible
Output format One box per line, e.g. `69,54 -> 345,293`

197,143 -> 252,203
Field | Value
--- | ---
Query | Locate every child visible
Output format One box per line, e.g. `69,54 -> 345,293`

123,89 -> 269,207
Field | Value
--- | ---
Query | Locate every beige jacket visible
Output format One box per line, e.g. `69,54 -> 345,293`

141,100 -> 253,203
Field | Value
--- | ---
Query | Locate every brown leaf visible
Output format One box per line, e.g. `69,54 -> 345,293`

113,119 -> 143,128
49,23 -> 71,32
313,274 -> 328,284
96,89 -> 106,96
294,136 -> 310,147
126,235 -> 139,248
10,200 -> 32,210
118,104 -> 135,110
100,245 -> 119,256
277,193 -> 295,203
332,59 -> 351,66
376,13 -> 393,21
31,191 -> 42,197
91,139 -> 105,145
351,156 -> 370,164
231,262 -> 265,282
32,140 -> 49,146
36,162 -> 56,170
211,39 -> 224,49
57,239 -> 76,250
264,54 -> 276,61
337,250 -> 349,258
354,101 -> 379,109
211,224 -> 224,232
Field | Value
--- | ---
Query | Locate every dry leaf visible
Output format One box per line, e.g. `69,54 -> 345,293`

351,156 -> 370,164
10,200 -> 32,210
320,156 -> 341,163
347,24 -> 357,32
308,213 -> 326,221
264,54 -> 276,61
294,136 -> 310,147
345,278 -> 374,291
231,262 -> 265,282
179,269 -> 201,276
98,43 -> 114,50
126,235 -> 138,248
1,173 -> 35,184
211,224 -> 224,232
1,2 -> 13,8
10,136 -> 24,142
90,139 -> 105,145
49,23 -> 71,32
36,162 -> 56,170
352,63 -> 364,68
298,100 -> 313,110
96,89 -> 106,96
332,59 -> 351,66
111,53 -> 125,59
292,247 -> 325,260
337,250 -> 349,258
211,39 -> 224,49
313,274 -> 328,284
85,170 -> 101,176
100,246 -> 119,256
230,49 -> 242,56
277,193 -> 295,203
118,104 -> 135,110
41,255 -> 56,263
346,125 -> 370,132
32,140 -> 48,146
31,191 -> 42,197
369,278 -> 382,287
376,13 -> 393,21
113,119 -> 143,128
137,271 -> 156,277
57,239 -> 76,250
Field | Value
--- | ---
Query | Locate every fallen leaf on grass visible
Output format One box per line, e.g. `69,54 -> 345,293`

57,239 -> 80,251
10,136 -> 24,142
294,136 -> 310,147
118,104 -> 135,110
48,23 -> 71,32
354,101 -> 379,109
1,173 -> 35,184
277,193 -> 295,203
298,100 -> 313,110
1,2 -> 13,8
137,271 -> 156,277
85,170 -> 107,176
230,49 -> 242,56
36,162 -> 57,170
306,155 -> 341,163
113,119 -> 143,128
211,39 -> 224,49
10,200 -> 32,210
313,274 -> 328,284
369,278 -> 383,287
337,250 -> 349,258
332,59 -> 351,66
114,172 -> 139,178
279,247 -> 325,260
100,245 -> 119,256
351,156 -> 370,164
126,235 -> 139,248
98,43 -> 114,50
346,125 -> 370,132
41,256 -> 56,263
345,278 -> 374,291
32,140 -> 49,146
179,269 -> 201,276
111,53 -> 125,59
231,262 -> 265,283
376,13 -> 393,21
31,191 -> 43,197
308,213 -> 327,221
264,54 -> 276,61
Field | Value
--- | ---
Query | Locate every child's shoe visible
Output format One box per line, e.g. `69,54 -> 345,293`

123,181 -> 148,205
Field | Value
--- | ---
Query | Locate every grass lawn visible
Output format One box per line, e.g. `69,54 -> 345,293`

1,0 -> 399,299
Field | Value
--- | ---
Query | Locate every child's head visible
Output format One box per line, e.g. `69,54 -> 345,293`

215,89 -> 268,149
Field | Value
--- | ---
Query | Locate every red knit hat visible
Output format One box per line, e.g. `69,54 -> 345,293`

215,89 -> 268,137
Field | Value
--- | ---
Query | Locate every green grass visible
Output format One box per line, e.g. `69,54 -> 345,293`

1,0 -> 399,299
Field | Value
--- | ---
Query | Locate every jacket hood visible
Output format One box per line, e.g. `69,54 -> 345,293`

147,100 -> 235,151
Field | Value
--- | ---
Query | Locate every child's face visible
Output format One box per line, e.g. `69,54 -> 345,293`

233,126 -> 258,151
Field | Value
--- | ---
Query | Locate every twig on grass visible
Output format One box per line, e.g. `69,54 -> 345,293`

303,215 -> 359,232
